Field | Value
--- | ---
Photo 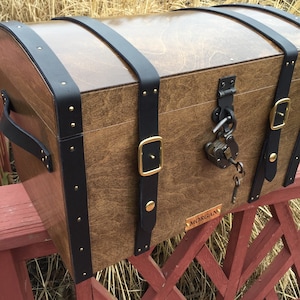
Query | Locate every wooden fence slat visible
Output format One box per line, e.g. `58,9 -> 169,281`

240,218 -> 282,288
242,247 -> 293,300
220,209 -> 257,299
196,245 -> 228,296
0,250 -> 33,300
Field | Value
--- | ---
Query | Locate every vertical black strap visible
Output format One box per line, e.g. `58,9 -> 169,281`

53,16 -> 162,255
0,20 -> 92,283
284,131 -> 300,187
178,7 -> 298,202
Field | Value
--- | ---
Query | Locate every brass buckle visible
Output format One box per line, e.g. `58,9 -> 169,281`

269,98 -> 290,130
138,136 -> 163,177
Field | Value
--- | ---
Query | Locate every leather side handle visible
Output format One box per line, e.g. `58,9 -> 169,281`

0,90 -> 52,172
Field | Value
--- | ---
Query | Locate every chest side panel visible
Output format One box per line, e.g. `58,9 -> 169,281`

0,29 -> 73,273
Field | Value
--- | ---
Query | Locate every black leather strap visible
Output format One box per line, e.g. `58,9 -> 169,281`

0,90 -> 52,172
0,20 -> 92,283
179,7 -> 298,202
284,131 -> 300,187
53,16 -> 162,255
216,4 -> 300,26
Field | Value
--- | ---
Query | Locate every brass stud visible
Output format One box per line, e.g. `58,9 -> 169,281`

269,153 -> 277,163
142,91 -> 147,96
79,247 -> 84,252
74,185 -> 79,191
71,122 -> 76,128
153,88 -> 158,94
77,217 -> 81,222
149,154 -> 156,160
70,146 -> 75,152
69,106 -> 75,112
145,200 -> 155,212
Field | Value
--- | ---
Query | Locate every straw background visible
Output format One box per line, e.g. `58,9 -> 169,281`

0,0 -> 299,299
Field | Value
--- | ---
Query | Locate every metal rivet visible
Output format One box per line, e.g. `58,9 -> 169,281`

79,247 -> 84,252
153,88 -> 158,94
41,157 -> 45,162
256,194 -> 260,199
69,106 -> 75,112
292,61 -> 295,65
70,146 -> 75,152
17,25 -> 22,28
186,222 -> 190,227
286,62 -> 290,66
296,156 -> 299,160
40,149 -> 44,154
290,177 -> 293,181
74,185 -> 79,191
137,248 -> 142,252
269,153 -> 277,163
149,154 -> 156,160
142,91 -> 147,96
83,272 -> 87,276
37,46 -> 43,50
145,200 -> 156,212
145,245 -> 149,249
61,81 -> 67,85
251,197 -> 254,201
46,164 -> 49,169
77,217 -> 82,222
71,122 -> 76,128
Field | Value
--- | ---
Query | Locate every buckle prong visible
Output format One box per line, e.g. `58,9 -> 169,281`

138,136 -> 163,177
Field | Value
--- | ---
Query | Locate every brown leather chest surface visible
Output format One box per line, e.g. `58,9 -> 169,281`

0,5 -> 299,282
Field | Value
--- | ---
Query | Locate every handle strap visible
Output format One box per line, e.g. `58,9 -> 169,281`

0,90 -> 52,172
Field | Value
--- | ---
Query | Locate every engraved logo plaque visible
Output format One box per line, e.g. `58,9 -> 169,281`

185,204 -> 222,231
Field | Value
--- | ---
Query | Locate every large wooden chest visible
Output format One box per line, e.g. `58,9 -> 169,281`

0,5 -> 299,282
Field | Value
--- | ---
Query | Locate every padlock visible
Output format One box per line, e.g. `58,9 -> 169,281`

204,134 -> 239,169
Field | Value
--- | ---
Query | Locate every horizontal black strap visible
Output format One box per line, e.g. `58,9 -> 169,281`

0,90 -> 52,172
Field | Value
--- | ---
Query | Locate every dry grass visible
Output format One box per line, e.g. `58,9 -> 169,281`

1,0 -> 300,299
0,0 -> 299,22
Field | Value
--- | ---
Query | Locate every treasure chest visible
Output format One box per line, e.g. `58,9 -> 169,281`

0,4 -> 299,283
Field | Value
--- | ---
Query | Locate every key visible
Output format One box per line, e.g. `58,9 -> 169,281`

232,175 -> 241,204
